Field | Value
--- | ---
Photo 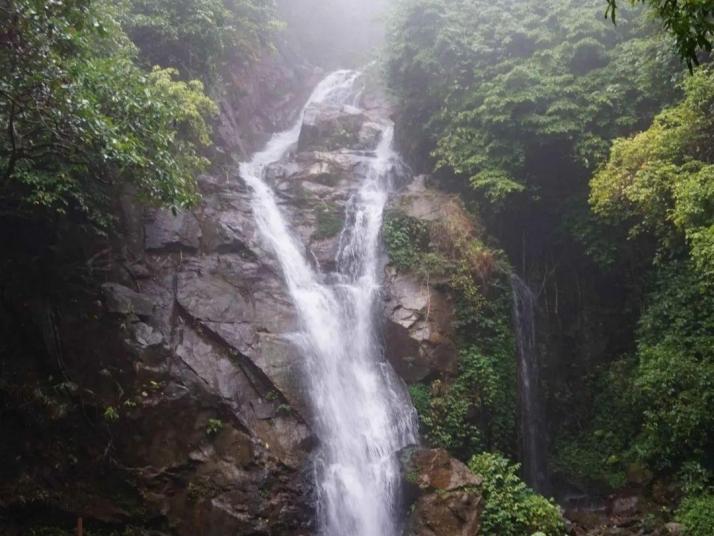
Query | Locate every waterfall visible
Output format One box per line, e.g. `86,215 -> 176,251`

511,274 -> 548,494
239,70 -> 418,536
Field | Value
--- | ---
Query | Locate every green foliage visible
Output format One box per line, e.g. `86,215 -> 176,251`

591,66 -> 714,276
553,262 -> 714,487
606,0 -> 714,70
553,436 -> 627,490
676,494 -> 714,536
551,359 -> 637,490
631,263 -> 714,470
468,452 -> 564,536
409,380 -> 482,455
386,203 -> 517,460
103,406 -> 120,422
387,0 -> 680,207
678,461 -> 712,497
408,282 -> 517,458
0,0 -> 217,229
585,69 -> 714,478
116,0 -> 279,82
382,211 -> 430,270
206,417 -> 224,436
388,0 -> 713,509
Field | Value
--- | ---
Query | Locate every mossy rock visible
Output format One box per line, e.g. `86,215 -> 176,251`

313,204 -> 344,240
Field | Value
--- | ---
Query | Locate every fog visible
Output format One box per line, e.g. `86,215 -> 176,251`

277,0 -> 390,68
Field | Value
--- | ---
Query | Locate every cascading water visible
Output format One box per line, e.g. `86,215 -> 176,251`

239,70 -> 418,536
511,274 -> 548,493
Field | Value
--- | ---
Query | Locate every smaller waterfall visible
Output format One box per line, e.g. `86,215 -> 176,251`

511,274 -> 548,493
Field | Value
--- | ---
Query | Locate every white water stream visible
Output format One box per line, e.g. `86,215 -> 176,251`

239,70 -> 418,536
511,274 -> 548,493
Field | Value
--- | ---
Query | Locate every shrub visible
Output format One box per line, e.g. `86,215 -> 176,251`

382,211 -> 430,270
408,285 -> 517,459
676,494 -> 714,536
631,263 -> 714,471
206,418 -> 224,437
468,452 -> 564,536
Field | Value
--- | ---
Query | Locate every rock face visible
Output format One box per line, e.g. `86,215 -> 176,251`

383,176 -> 467,383
96,84 -> 399,534
56,172 -> 315,535
0,47 -> 321,535
216,38 -> 320,158
383,268 -> 457,383
0,65 -> 427,535
298,104 -> 380,152
264,149 -> 363,271
400,448 -> 483,536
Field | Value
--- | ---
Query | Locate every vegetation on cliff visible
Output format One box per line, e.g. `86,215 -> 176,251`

0,0 -> 277,230
387,0 -> 713,532
2,0 -> 714,533
605,0 -> 713,70
383,197 -> 518,456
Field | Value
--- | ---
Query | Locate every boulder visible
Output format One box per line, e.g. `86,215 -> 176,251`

358,121 -> 383,149
401,448 -> 483,536
384,269 -> 457,382
101,282 -> 155,319
665,522 -> 685,535
610,495 -> 640,517
145,209 -> 202,252
298,104 -> 371,152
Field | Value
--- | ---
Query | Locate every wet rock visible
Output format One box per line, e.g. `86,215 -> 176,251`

128,321 -> 164,349
396,175 -> 477,231
0,42 -> 321,536
298,104 -> 370,152
175,255 -> 296,336
664,522 -> 685,535
383,269 -> 457,382
196,185 -> 267,259
402,448 -> 481,492
215,41 -> 318,157
199,208 -> 255,255
264,150 -> 370,270
267,151 -> 360,203
126,261 -> 152,279
401,448 -> 483,536
101,282 -> 155,319
145,209 -> 202,252
197,172 -> 234,195
358,121 -> 383,149
610,495 -> 640,517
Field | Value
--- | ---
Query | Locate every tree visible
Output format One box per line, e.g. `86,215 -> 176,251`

0,0 -> 216,228
590,66 -> 714,275
606,0 -> 714,70
117,0 -> 279,82
387,0 -> 680,207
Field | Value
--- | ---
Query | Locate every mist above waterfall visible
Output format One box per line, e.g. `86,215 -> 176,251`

277,0 -> 390,67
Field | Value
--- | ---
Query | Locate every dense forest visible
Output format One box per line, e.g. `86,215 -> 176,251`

386,0 -> 713,533
1,0 -> 713,535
